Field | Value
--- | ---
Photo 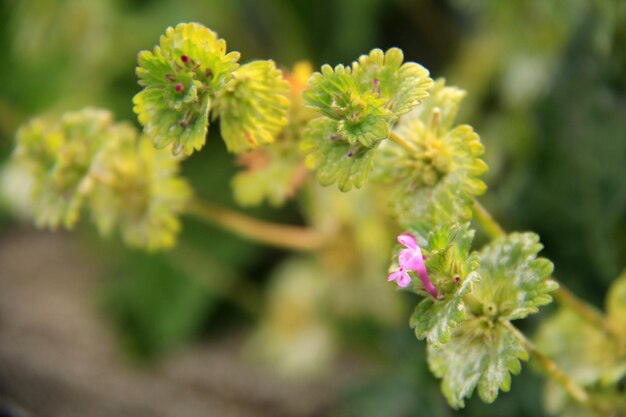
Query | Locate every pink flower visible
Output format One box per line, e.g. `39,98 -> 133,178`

389,233 -> 441,299
397,233 -> 424,271
388,267 -> 412,288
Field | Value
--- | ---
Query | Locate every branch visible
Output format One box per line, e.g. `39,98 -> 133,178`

501,320 -> 612,416
471,197 -> 505,239
185,198 -> 324,251
389,130 -> 418,153
553,284 -> 617,338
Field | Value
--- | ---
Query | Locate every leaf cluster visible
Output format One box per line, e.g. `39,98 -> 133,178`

12,108 -> 191,250
302,48 -> 433,191
134,22 -> 289,156
389,225 -> 558,408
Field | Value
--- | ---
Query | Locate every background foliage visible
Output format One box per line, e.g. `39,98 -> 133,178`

0,0 -> 625,416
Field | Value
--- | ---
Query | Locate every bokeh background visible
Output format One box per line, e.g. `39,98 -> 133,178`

0,0 -> 625,416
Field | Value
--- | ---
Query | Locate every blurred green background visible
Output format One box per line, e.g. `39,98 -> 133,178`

0,0 -> 625,416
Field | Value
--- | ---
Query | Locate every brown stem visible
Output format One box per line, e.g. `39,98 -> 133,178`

185,198 -> 324,251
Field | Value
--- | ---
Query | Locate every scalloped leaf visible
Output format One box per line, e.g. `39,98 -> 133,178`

13,108 -> 113,229
384,122 -> 487,231
405,224 -> 480,345
304,63 -> 393,147
428,319 -> 528,408
215,60 -> 290,153
88,126 -> 192,250
133,22 -> 240,155
473,233 -> 557,320
410,274 -> 475,346
230,62 -> 315,207
376,78 -> 486,231
302,117 -> 377,192
403,78 -> 466,131
352,47 -> 433,118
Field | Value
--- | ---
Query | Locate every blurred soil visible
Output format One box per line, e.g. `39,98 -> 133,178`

0,230 -> 334,417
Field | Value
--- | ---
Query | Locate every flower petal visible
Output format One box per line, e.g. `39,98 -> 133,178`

399,247 -> 423,270
397,233 -> 417,249
388,268 -> 404,282
396,270 -> 412,288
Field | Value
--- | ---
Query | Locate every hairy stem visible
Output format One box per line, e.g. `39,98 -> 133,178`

185,198 -> 324,251
471,198 -> 505,239
389,131 -> 418,153
553,284 -> 617,338
501,320 -> 611,416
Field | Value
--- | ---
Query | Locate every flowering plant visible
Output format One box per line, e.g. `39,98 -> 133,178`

6,22 -> 625,416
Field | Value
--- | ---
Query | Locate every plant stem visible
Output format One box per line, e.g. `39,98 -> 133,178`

501,320 -> 611,416
553,284 -> 616,338
389,131 -> 418,153
471,197 -> 505,239
185,198 -> 324,251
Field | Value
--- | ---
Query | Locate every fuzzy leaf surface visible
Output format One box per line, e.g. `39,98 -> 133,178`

428,319 -> 528,408
302,117 -> 377,192
473,233 -> 557,320
352,47 -> 433,118
378,79 -> 487,232
402,78 -> 466,130
88,125 -> 191,250
406,224 -> 480,345
304,63 -> 393,147
216,60 -> 290,153
13,108 -> 113,229
133,22 -> 240,155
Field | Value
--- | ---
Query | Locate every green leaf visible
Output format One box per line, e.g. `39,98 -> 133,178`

302,117 -> 377,192
383,121 -> 487,231
133,22 -> 240,155
406,224 -> 481,345
428,319 -> 528,408
302,48 -> 434,190
304,63 -> 393,147
13,108 -> 113,229
403,78 -> 466,131
134,84 -> 212,156
215,60 -> 290,153
229,62 -> 316,206
473,233 -> 557,320
376,78 -> 486,231
352,48 -> 433,118
410,276 -> 474,346
88,126 -> 192,251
